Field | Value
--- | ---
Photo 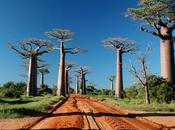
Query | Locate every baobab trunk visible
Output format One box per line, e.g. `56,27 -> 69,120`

79,74 -> 83,95
110,81 -> 114,96
65,69 -> 69,95
76,76 -> 79,94
160,38 -> 175,84
116,49 -> 123,98
83,76 -> 86,94
57,42 -> 66,97
27,55 -> 37,96
40,73 -> 44,88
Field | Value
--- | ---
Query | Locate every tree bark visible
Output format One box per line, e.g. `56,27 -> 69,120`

115,49 -> 123,98
76,76 -> 79,94
79,74 -> 83,95
160,38 -> 175,84
83,75 -> 86,94
141,58 -> 150,104
57,41 -> 66,97
110,81 -> 113,96
40,73 -> 44,88
27,55 -> 37,96
65,69 -> 69,95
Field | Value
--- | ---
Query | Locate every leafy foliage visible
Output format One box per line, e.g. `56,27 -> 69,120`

125,75 -> 175,103
0,82 -> 26,98
37,87 -> 52,96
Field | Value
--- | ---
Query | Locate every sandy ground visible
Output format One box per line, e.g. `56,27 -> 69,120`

0,95 -> 173,129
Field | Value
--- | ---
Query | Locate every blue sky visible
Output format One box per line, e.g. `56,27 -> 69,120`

0,0 -> 161,89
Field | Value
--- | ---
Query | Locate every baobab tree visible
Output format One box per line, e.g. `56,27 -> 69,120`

46,29 -> 84,97
9,38 -> 52,96
129,45 -> 152,104
103,38 -> 135,98
109,75 -> 115,96
65,62 -> 74,95
126,0 -> 175,84
75,74 -> 79,94
38,68 -> 49,88
75,67 -> 89,95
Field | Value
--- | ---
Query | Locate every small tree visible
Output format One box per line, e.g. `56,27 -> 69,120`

46,29 -> 84,97
126,0 -> 175,84
38,68 -> 49,88
75,66 -> 89,95
129,45 -> 152,104
109,75 -> 115,96
9,38 -> 52,96
65,62 -> 74,95
103,38 -> 135,98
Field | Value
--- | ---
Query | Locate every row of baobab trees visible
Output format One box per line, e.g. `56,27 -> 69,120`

9,0 -> 175,102
9,29 -> 89,97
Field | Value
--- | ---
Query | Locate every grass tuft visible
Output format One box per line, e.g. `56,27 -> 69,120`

0,95 -> 60,118
93,95 -> 175,112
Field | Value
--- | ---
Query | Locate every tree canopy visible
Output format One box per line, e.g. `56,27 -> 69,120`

126,0 -> 175,38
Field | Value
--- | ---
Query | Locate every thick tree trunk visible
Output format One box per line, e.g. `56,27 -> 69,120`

65,69 -> 69,95
76,76 -> 79,94
79,74 -> 83,95
110,81 -> 113,96
27,55 -> 37,96
40,73 -> 44,88
57,42 -> 66,97
115,49 -> 123,98
160,38 -> 175,84
83,76 -> 86,94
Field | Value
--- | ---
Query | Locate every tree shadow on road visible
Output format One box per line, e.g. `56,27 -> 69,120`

46,111 -> 175,118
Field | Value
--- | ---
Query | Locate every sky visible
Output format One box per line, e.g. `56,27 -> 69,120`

0,0 -> 162,89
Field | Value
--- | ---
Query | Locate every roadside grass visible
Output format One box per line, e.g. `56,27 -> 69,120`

0,94 -> 60,118
93,95 -> 175,112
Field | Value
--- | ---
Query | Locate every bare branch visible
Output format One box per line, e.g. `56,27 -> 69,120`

8,43 -> 28,57
103,37 -> 136,54
141,26 -> 160,37
65,47 -> 87,54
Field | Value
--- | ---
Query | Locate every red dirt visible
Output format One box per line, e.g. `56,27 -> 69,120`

0,95 -> 169,130
31,95 -> 165,130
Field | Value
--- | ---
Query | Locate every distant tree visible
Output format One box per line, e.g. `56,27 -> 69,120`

103,38 -> 135,98
65,62 -> 74,95
75,66 -> 89,95
126,0 -> 175,84
9,38 -> 52,96
109,75 -> 115,96
75,74 -> 79,94
46,29 -> 85,97
38,68 -> 49,88
129,45 -> 152,104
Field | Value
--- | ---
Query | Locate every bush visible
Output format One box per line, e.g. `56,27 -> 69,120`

0,82 -> 26,98
37,88 -> 52,96
125,75 -> 175,103
148,75 -> 174,103
125,85 -> 138,99
51,85 -> 57,96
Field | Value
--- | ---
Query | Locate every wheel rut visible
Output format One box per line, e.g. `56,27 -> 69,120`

30,95 -> 165,130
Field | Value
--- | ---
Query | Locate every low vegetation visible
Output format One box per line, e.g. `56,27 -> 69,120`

0,81 -> 60,118
88,75 -> 175,112
94,95 -> 175,112
0,95 -> 60,118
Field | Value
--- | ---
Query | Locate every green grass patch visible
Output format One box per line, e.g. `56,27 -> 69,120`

93,95 -> 175,112
0,94 -> 60,118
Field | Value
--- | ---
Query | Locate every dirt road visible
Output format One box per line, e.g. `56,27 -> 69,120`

30,95 -> 166,130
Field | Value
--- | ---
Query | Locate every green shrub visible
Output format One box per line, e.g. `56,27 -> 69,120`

124,85 -> 138,99
125,75 -> 174,103
0,82 -> 26,98
37,88 -> 52,96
